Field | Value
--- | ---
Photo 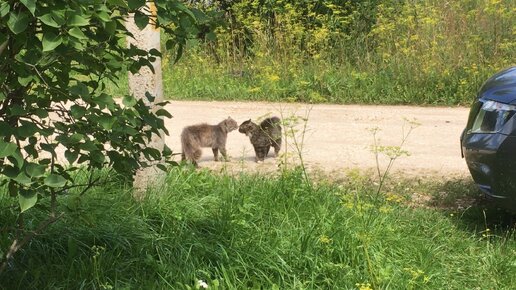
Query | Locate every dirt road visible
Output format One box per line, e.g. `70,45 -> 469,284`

164,101 -> 471,178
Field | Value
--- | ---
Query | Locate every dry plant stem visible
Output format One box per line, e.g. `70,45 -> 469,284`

293,107 -> 312,184
365,120 -> 418,227
374,123 -> 417,197
279,108 -> 290,172
0,213 -> 64,275
279,106 -> 312,184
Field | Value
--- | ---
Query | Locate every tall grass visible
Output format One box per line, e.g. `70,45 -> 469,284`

163,0 -> 515,105
1,167 -> 515,289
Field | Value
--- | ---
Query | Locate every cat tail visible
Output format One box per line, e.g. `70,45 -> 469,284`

181,130 -> 202,161
269,116 -> 281,125
260,116 -> 281,129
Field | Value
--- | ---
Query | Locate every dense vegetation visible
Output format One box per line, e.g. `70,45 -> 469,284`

1,168 -> 515,289
1,1 -> 515,288
0,0 -> 200,277
160,0 -> 515,105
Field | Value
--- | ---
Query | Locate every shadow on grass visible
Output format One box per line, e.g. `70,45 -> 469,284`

427,177 -> 516,234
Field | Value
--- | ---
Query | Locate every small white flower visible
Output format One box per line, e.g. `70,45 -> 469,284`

198,280 -> 209,289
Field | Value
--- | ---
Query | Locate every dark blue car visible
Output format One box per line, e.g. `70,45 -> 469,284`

461,66 -> 516,211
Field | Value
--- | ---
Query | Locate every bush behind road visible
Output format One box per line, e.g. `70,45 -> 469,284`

160,0 -> 515,105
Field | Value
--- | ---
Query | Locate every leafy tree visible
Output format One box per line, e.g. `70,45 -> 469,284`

0,0 -> 202,273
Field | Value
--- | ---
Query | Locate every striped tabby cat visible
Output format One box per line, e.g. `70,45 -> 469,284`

239,117 -> 282,162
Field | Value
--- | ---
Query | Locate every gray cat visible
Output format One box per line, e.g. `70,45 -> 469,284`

239,116 -> 282,162
181,117 -> 238,166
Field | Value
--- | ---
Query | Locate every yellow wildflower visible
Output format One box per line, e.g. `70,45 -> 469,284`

319,235 -> 332,244
356,282 -> 373,290
267,74 -> 280,82
248,87 -> 261,93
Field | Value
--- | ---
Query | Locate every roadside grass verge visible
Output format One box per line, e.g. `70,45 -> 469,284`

110,50 -> 508,106
1,167 -> 514,289
162,55 -> 494,106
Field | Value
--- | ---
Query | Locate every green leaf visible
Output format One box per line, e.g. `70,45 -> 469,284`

65,150 -> 78,164
14,172 -> 32,185
96,93 -> 114,108
70,105 -> 87,118
206,32 -> 217,41
156,163 -> 167,172
8,149 -> 25,169
122,95 -> 137,107
68,27 -> 88,39
26,163 -> 46,178
134,12 -> 149,30
128,0 -> 146,10
44,174 -> 67,188
91,151 -> 105,164
104,20 -> 117,35
149,48 -> 161,57
172,1 -> 196,20
19,191 -> 37,213
96,11 -> 111,22
0,92 -> 5,102
143,149 -> 161,161
17,75 -> 33,86
8,181 -> 17,197
20,0 -> 36,16
67,12 -> 90,27
79,141 -> 98,152
70,83 -> 89,98
108,0 -> 128,8
50,10 -> 66,26
0,3 -> 10,17
0,141 -> 17,158
191,8 -> 209,24
39,13 -> 61,28
165,39 -> 175,50
70,133 -> 84,143
155,108 -> 172,118
98,115 -> 115,130
162,145 -> 173,157
18,121 -> 39,138
34,108 -> 49,119
8,12 -> 29,34
42,32 -> 63,52
3,165 -> 19,178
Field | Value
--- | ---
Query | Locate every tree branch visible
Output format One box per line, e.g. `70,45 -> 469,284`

0,213 -> 64,275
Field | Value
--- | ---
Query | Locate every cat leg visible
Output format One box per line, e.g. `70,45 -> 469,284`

254,146 -> 267,162
272,139 -> 281,157
220,147 -> 230,161
265,145 -> 271,157
191,148 -> 202,167
212,148 -> 219,161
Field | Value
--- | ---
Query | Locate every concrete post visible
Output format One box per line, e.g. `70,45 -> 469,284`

126,3 -> 165,194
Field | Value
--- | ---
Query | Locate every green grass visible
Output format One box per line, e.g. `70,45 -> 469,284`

162,55 -> 495,106
98,0 -> 514,106
1,167 -> 515,289
159,0 -> 513,106
108,53 -> 492,105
